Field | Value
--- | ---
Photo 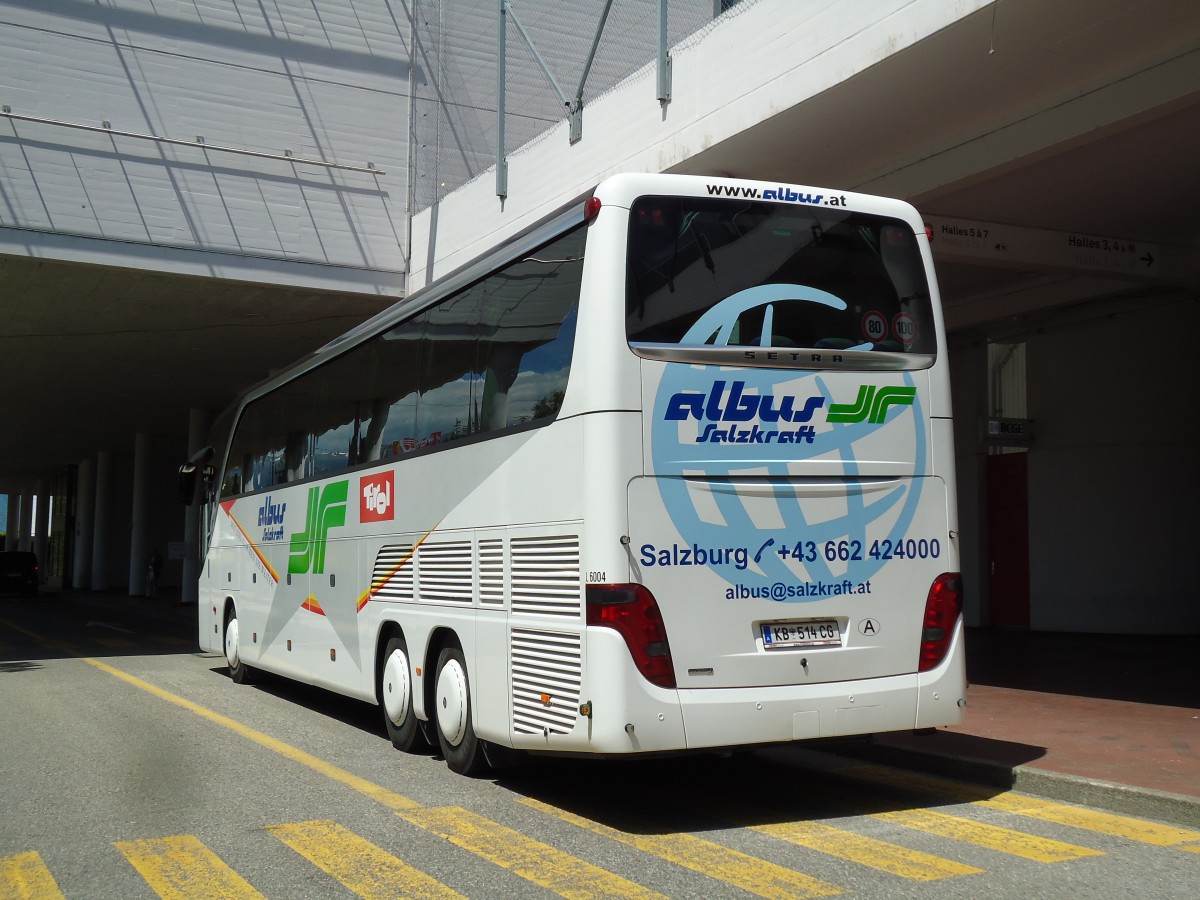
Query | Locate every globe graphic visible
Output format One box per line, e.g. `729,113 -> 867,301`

648,287 -> 927,602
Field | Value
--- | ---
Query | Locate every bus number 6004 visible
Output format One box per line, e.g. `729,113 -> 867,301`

587,571 -> 607,583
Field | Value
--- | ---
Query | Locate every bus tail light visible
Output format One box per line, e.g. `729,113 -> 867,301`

586,584 -> 676,688
918,573 -> 963,672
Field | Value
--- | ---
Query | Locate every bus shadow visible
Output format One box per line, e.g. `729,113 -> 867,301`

211,664 -> 384,736
493,742 -> 1027,832
197,653 -> 1046,831
191,649 -> 1056,830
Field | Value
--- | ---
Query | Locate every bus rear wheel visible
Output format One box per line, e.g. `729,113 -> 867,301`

224,606 -> 254,684
380,635 -> 428,753
434,645 -> 486,776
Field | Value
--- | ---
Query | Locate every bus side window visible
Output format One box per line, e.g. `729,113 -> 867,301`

415,295 -> 482,447
221,467 -> 242,498
309,350 -> 378,475
224,397 -> 287,496
504,305 -> 578,424
477,228 -> 585,430
373,315 -> 422,457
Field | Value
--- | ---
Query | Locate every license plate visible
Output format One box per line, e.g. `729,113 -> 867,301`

761,619 -> 841,648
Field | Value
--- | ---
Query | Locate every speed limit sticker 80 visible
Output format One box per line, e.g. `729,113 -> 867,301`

862,310 -> 888,343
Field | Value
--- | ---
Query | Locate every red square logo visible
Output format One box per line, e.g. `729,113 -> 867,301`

360,471 -> 394,523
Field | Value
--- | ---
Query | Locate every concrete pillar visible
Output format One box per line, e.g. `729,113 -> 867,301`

129,433 -> 151,596
90,451 -> 114,591
73,459 -> 95,589
18,490 -> 34,552
181,408 -> 212,606
4,494 -> 17,550
34,480 -> 50,570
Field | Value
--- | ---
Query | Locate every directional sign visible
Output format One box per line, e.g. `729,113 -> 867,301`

924,215 -> 1162,278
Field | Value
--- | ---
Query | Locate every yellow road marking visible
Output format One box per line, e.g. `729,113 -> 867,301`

751,820 -> 984,880
268,820 -> 464,900
114,836 -> 263,899
840,761 -> 1200,847
14,614 -> 1179,896
838,763 -> 990,801
82,657 -> 421,811
0,851 -> 65,899
1,618 -> 420,813
1180,843 -> 1200,854
519,797 -> 842,899
975,792 -> 1200,846
400,806 -> 665,899
873,809 -> 1104,862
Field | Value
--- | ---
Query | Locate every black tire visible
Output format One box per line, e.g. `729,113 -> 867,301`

224,606 -> 254,684
433,644 -> 487,776
379,635 -> 428,753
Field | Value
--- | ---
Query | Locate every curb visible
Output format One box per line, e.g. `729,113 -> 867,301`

834,740 -> 1200,829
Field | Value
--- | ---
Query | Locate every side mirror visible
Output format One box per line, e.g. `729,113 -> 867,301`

178,446 -> 214,505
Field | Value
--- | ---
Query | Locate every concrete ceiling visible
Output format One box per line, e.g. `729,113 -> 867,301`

0,260 -> 388,490
2,0 -> 1198,493
671,0 -> 1200,339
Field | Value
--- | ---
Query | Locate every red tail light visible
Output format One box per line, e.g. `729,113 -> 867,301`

586,584 -> 676,688
919,573 -> 962,672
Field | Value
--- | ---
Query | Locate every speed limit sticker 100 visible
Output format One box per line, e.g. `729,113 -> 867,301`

893,312 -> 917,346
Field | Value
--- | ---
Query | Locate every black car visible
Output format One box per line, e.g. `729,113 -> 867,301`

0,551 -> 39,597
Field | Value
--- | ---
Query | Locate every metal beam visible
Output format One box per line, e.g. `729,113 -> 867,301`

570,0 -> 615,143
497,0 -> 508,199
657,0 -> 672,104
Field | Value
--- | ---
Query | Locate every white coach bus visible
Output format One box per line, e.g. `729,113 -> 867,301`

183,173 -> 965,775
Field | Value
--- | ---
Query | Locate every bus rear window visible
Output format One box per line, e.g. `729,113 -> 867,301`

626,196 -> 936,360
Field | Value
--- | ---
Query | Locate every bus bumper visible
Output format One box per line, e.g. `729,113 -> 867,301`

524,622 -> 966,755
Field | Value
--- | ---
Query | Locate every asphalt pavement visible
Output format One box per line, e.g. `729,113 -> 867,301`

30,587 -> 1200,828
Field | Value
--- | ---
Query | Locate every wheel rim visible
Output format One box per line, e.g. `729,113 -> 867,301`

382,648 -> 411,726
224,617 -> 240,669
435,658 -> 468,746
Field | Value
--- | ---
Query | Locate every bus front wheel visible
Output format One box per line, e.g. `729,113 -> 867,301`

380,635 -> 428,753
433,645 -> 486,776
224,606 -> 254,684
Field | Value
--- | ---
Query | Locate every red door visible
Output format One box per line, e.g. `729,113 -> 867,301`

987,451 -> 1030,628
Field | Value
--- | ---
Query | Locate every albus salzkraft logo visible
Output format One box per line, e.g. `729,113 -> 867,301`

648,285 -> 927,600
